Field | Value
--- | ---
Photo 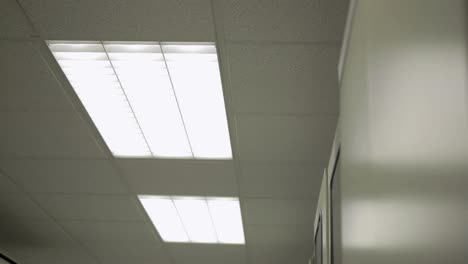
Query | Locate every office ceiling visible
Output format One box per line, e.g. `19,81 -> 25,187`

0,0 -> 348,264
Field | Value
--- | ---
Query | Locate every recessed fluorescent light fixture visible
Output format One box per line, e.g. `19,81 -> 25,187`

47,41 -> 232,159
139,196 -> 245,244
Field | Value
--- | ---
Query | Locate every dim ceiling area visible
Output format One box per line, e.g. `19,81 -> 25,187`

0,0 -> 348,264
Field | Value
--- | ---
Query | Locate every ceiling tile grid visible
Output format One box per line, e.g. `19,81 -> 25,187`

0,0 -> 348,263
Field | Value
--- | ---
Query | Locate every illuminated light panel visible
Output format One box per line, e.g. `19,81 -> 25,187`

162,44 -> 231,158
138,196 -> 245,244
208,198 -> 245,244
139,197 -> 189,243
47,41 -> 232,159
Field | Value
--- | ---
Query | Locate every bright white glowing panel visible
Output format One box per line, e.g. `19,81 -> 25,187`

138,196 -> 245,244
208,198 -> 245,244
47,41 -> 232,159
162,44 -> 232,158
139,197 -> 189,242
173,198 -> 217,243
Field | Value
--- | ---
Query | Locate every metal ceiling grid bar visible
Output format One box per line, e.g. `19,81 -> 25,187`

209,0 -> 250,262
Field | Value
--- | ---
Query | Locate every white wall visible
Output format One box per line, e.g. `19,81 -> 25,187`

340,1 -> 468,263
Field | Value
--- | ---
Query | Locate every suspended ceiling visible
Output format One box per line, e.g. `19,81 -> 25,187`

0,0 -> 348,263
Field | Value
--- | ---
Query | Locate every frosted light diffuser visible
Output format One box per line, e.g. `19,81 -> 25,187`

47,41 -> 232,159
139,196 -> 245,244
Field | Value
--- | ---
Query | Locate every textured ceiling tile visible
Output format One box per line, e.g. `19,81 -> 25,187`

228,43 -> 340,114
247,224 -> 314,248
0,112 -> 105,159
0,0 -> 35,38
98,256 -> 172,264
0,220 -> 74,249
64,222 -> 168,264
0,41 -> 73,111
242,198 -> 315,225
0,1 -> 351,263
247,225 -> 313,264
19,0 -> 214,41
61,221 -> 157,242
0,193 -> 48,220
12,247 -> 98,264
219,0 -> 349,42
248,246 -> 311,264
0,159 -> 126,194
167,244 -> 246,264
238,163 -> 323,199
33,194 -> 143,221
82,239 -> 166,258
81,238 -> 171,264
236,114 -> 337,162
117,159 -> 238,196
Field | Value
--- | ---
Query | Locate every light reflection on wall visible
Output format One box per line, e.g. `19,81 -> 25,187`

368,43 -> 468,166
343,198 -> 468,251
340,0 -> 468,263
